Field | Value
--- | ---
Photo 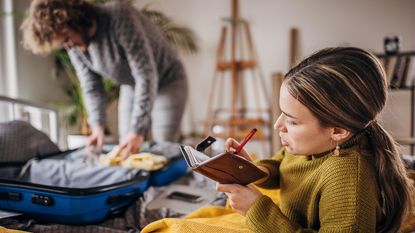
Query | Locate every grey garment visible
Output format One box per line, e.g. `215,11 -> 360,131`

0,120 -> 60,162
68,2 -> 187,135
118,74 -> 187,142
27,149 -> 139,188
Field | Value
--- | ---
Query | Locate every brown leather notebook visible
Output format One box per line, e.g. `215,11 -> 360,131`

180,145 -> 267,185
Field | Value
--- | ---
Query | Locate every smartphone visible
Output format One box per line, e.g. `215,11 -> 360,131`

167,191 -> 203,203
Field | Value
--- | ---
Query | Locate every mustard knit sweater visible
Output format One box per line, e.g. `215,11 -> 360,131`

246,134 -> 382,232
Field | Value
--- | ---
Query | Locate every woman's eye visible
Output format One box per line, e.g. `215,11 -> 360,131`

285,119 -> 297,125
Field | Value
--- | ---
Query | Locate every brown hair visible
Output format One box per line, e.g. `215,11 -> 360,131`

284,47 -> 413,232
21,0 -> 96,55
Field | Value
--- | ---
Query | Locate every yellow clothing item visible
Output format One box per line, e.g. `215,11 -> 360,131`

141,206 -> 251,233
142,169 -> 283,232
0,227 -> 28,233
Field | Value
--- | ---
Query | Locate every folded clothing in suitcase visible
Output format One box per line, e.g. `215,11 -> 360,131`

139,142 -> 189,187
101,142 -> 189,187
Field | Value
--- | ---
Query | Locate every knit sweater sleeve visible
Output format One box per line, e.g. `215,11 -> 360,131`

112,6 -> 158,134
246,154 -> 378,233
68,50 -> 106,128
254,148 -> 285,189
246,196 -> 307,232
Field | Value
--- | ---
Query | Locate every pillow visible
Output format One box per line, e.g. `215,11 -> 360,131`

0,120 -> 60,162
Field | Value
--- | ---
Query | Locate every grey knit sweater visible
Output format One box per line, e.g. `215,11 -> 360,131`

68,2 -> 185,134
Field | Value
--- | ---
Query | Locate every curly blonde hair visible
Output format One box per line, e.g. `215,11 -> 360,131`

21,0 -> 96,55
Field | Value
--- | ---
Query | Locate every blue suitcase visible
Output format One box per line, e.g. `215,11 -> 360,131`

0,172 -> 149,224
0,148 -> 150,224
149,157 -> 188,187
0,148 -> 188,224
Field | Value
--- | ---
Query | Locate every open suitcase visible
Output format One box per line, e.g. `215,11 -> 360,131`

0,147 -> 188,224
0,149 -> 150,224
0,96 -> 189,224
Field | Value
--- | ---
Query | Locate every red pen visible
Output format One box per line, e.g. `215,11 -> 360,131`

235,128 -> 257,154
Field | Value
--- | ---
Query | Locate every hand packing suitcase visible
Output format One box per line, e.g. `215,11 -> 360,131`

122,141 -> 189,187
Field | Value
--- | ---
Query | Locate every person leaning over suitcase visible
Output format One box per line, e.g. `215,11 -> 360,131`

21,0 -> 188,157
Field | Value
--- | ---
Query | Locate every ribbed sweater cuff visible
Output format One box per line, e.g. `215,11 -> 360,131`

246,195 -> 296,233
256,160 -> 280,188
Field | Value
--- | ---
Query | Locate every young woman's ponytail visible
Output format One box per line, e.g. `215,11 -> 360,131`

366,121 -> 414,232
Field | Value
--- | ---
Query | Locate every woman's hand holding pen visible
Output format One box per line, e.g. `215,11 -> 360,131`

220,129 -> 270,215
224,138 -> 253,161
225,128 -> 257,161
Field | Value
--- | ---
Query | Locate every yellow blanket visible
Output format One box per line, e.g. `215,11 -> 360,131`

141,206 -> 251,233
141,186 -> 280,233
0,227 -> 28,233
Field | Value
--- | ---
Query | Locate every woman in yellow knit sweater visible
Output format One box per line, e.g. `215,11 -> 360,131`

218,47 -> 413,232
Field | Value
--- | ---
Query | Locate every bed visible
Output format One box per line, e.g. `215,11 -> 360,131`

0,95 -> 227,232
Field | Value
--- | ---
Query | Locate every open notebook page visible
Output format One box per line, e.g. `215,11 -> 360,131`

182,146 -> 212,167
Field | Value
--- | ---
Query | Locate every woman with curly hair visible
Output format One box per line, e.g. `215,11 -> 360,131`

21,0 -> 188,155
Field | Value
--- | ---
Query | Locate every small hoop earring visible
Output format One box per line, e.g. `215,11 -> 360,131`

334,141 -> 340,156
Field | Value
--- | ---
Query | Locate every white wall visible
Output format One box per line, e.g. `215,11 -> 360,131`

0,0 -> 70,147
0,2 -> 3,95
0,0 -> 18,97
5,0 -> 415,152
14,0 -> 67,103
132,0 -> 415,153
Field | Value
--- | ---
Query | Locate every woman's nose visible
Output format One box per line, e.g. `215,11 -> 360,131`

274,113 -> 286,132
